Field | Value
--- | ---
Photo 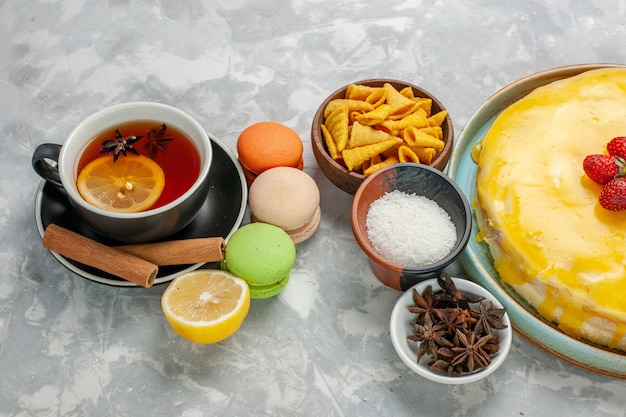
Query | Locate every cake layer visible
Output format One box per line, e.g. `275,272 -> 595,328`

475,68 -> 626,350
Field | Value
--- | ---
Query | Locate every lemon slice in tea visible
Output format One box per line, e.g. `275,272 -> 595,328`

77,155 -> 165,213
161,270 -> 250,344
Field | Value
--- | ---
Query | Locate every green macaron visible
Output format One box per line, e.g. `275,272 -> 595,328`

221,222 -> 296,299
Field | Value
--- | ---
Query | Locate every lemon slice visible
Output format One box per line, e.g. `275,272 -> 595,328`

161,270 -> 250,344
77,155 -> 165,213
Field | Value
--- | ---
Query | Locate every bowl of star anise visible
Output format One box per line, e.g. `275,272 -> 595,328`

390,275 -> 512,384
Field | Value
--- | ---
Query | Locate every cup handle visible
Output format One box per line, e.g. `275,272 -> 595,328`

32,143 -> 63,187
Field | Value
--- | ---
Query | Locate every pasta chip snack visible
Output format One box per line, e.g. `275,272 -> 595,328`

311,79 -> 453,194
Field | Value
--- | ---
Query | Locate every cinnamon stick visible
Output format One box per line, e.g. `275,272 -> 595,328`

115,237 -> 225,266
42,224 -> 158,288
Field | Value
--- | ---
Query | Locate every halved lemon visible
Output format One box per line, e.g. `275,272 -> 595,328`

76,155 -> 165,213
161,270 -> 250,344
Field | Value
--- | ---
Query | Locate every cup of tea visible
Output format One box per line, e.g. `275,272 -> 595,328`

32,102 -> 213,243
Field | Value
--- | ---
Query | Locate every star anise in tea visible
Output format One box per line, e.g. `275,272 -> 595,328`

144,123 -> 174,159
406,275 -> 508,376
100,129 -> 142,162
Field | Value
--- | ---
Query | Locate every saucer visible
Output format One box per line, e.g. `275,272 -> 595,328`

35,134 -> 247,287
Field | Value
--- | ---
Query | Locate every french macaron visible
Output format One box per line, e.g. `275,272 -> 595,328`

237,121 -> 304,186
221,222 -> 296,299
248,166 -> 321,244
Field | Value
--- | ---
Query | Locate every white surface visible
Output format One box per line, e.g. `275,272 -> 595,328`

2,1 -> 626,416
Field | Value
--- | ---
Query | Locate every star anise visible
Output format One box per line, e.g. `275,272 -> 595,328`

407,285 -> 438,324
450,329 -> 495,373
407,314 -> 451,362
101,129 -> 142,162
405,276 -> 508,377
430,359 -> 464,376
434,307 -> 469,336
470,301 -> 508,335
144,123 -> 174,159
436,274 -> 485,309
430,346 -> 464,376
457,308 -> 478,329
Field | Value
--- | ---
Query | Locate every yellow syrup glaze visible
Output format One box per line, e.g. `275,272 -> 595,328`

476,68 -> 626,348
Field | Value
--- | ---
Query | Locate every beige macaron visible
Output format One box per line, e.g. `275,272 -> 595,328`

248,167 -> 321,243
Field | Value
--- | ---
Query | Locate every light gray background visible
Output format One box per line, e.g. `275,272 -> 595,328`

1,1 -> 625,416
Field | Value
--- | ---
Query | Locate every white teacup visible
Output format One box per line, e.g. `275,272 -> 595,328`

32,102 -> 213,243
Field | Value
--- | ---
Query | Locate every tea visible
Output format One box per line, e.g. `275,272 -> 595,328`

78,120 -> 201,210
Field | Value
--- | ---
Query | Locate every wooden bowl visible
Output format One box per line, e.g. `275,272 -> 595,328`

311,79 -> 454,195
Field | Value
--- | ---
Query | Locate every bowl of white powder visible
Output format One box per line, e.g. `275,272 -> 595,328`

351,162 -> 471,290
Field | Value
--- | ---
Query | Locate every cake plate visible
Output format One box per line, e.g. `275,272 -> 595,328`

448,63 -> 626,379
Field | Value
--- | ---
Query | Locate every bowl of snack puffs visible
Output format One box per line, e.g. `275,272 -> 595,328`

311,79 -> 454,195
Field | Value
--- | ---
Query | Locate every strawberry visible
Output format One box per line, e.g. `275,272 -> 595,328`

599,178 -> 626,211
607,136 -> 626,159
583,154 -> 626,185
